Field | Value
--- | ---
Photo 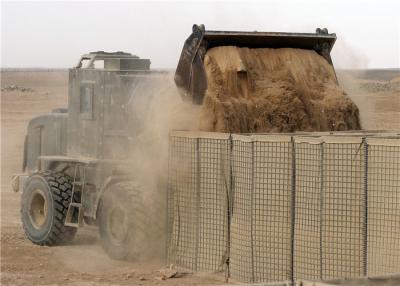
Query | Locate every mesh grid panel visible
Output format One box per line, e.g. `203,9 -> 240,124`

230,136 -> 293,282
167,134 -> 230,272
252,138 -> 293,282
167,136 -> 198,269
367,139 -> 400,276
322,141 -> 365,279
230,138 -> 254,282
294,140 -> 323,281
197,138 -> 230,272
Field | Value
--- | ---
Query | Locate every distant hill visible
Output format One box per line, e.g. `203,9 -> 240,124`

2,68 -> 400,82
338,69 -> 400,81
1,68 -> 68,72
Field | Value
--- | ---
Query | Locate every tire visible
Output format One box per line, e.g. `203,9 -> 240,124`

21,171 -> 77,245
98,182 -> 150,261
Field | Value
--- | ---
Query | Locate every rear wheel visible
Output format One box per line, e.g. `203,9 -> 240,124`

21,171 -> 77,245
98,182 -> 150,260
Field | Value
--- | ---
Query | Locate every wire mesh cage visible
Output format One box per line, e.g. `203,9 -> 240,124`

167,135 -> 198,270
366,138 -> 400,276
322,137 -> 365,280
167,131 -> 400,283
294,137 -> 323,281
167,132 -> 230,272
230,135 -> 294,283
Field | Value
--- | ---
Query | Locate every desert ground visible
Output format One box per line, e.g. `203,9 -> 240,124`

1,69 -> 399,285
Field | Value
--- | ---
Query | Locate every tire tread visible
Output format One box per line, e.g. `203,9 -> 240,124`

21,171 -> 77,246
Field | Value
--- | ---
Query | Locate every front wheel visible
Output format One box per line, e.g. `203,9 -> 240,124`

97,182 -> 150,260
21,172 -> 77,245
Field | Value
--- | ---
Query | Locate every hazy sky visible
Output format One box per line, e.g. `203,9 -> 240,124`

1,0 -> 399,69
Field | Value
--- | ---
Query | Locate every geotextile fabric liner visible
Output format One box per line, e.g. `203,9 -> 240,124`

167,132 -> 400,283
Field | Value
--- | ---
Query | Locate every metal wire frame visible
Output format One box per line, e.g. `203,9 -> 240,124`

167,133 -> 400,283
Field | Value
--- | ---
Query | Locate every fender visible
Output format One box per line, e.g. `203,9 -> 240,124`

92,174 -> 134,220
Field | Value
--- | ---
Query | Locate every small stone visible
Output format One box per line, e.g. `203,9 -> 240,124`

126,273 -> 132,279
139,276 -> 146,281
158,267 -> 178,280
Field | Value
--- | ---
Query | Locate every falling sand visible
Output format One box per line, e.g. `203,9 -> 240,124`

199,46 -> 361,133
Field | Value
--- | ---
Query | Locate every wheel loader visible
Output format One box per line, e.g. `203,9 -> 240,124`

12,25 -> 336,260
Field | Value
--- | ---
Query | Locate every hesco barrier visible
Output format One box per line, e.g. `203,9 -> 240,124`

166,131 -> 400,284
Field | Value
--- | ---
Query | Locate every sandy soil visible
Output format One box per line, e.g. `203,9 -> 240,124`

200,47 -> 360,132
1,70 -> 399,285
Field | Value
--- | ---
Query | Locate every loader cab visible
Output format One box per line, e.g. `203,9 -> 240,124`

67,52 -> 151,160
75,51 -> 151,71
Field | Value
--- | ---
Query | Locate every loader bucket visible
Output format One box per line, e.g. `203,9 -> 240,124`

175,24 -> 337,104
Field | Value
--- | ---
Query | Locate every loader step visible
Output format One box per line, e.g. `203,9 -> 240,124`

64,163 -> 87,227
64,222 -> 81,228
65,202 -> 84,228
69,202 -> 82,208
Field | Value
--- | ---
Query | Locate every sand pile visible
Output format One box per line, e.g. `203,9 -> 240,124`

199,47 -> 361,133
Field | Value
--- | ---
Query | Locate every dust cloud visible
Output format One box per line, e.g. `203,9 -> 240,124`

123,72 -> 200,261
127,72 -> 199,181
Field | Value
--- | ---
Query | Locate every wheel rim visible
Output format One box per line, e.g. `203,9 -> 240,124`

108,206 -> 129,245
29,189 -> 48,229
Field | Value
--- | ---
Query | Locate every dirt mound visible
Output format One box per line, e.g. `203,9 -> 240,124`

1,84 -> 34,92
360,79 -> 400,93
199,47 -> 361,133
